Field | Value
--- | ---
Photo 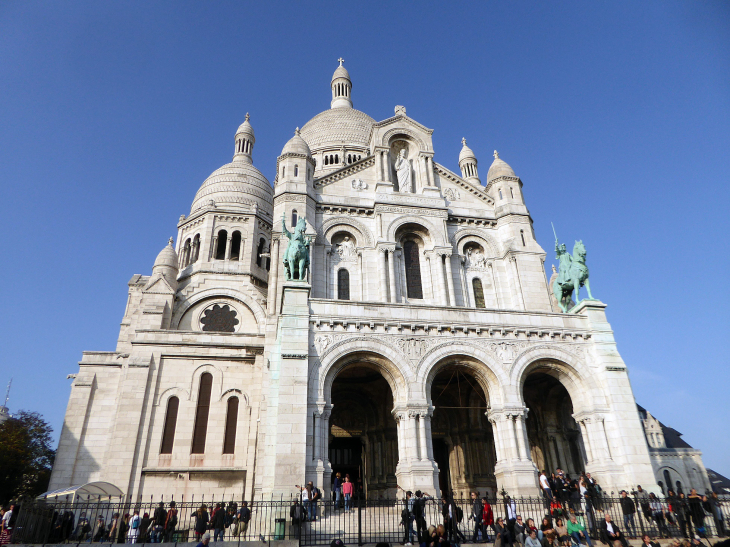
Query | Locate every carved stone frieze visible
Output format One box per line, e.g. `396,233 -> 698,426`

274,194 -> 308,206
375,205 -> 448,218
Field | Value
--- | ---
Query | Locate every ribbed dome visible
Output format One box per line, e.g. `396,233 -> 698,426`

153,238 -> 178,270
332,65 -> 350,82
459,138 -> 477,162
299,108 -> 375,151
191,159 -> 273,215
281,128 -> 311,156
487,151 -> 516,182
236,113 -> 255,139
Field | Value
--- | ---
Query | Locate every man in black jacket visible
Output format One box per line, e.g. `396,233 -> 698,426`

212,503 -> 227,542
151,503 -> 166,543
620,491 -> 637,537
470,492 -> 483,543
600,514 -> 629,547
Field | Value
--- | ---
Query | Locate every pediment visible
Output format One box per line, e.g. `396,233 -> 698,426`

372,113 -> 434,151
433,162 -> 494,206
143,274 -> 175,295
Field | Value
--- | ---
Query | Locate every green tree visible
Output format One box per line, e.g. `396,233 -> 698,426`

0,411 -> 55,503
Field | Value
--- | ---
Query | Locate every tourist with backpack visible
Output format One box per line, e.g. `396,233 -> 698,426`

163,501 -> 177,542
127,510 -> 141,544
290,500 -> 305,539
150,502 -> 166,543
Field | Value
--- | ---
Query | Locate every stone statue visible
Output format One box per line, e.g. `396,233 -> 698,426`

394,149 -> 412,192
337,236 -> 356,261
282,213 -> 311,281
466,247 -> 487,269
551,225 -> 594,312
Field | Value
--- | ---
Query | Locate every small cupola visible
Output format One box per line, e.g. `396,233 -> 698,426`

277,128 -> 315,186
458,138 -> 480,185
331,58 -> 352,109
152,237 -> 179,290
234,113 -> 256,163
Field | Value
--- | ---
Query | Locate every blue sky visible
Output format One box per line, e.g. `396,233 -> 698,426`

1,1 -> 728,478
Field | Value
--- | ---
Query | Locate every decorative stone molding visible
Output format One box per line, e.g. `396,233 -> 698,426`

215,215 -> 251,223
443,188 -> 461,201
314,155 -> 375,188
274,194 -> 308,206
434,163 -> 494,205
318,216 -> 375,247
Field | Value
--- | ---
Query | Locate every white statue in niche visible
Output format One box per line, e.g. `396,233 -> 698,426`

336,236 -> 357,261
466,246 -> 488,269
394,149 -> 412,192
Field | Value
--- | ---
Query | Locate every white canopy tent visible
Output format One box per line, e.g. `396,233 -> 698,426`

36,482 -> 124,502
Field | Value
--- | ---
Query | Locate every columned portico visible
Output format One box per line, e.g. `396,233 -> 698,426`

393,405 -> 439,495
488,408 -> 539,495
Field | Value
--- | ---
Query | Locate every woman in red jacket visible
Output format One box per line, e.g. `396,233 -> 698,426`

482,497 -> 494,542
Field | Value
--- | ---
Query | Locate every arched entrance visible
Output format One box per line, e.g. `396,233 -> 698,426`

522,371 -> 587,476
430,364 -> 497,498
329,364 -> 399,499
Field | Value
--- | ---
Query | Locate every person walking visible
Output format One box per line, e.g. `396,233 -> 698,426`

305,482 -> 321,521
212,503 -> 226,541
470,492 -> 483,543
540,471 -> 553,505
482,497 -> 495,543
193,505 -> 209,543
127,510 -> 141,544
237,502 -> 251,539
649,493 -> 669,538
163,501 -> 177,542
151,502 -> 166,543
709,492 -> 726,537
620,491 -> 637,537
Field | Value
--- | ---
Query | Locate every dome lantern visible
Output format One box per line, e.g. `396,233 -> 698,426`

234,113 -> 255,164
458,137 -> 480,185
331,58 -> 352,109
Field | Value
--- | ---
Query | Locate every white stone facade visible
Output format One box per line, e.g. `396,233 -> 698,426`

51,61 -> 669,502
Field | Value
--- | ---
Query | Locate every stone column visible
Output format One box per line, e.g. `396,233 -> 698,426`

379,248 -> 389,302
210,235 -> 218,260
308,239 -> 315,284
321,409 -> 331,468
426,156 -> 434,186
418,412 -> 429,462
444,252 -> 456,306
400,250 -> 408,301
388,249 -> 397,303
577,419 -> 594,462
395,413 -> 405,465
408,411 -> 420,461
510,256 -> 526,310
459,256 -> 469,307
225,235 -> 233,260
238,238 -> 245,262
487,413 -> 504,462
489,262 -> 501,309
325,246 -> 331,299
268,238 -> 280,314
383,150 -> 391,182
436,253 -> 448,305
313,411 -> 320,462
514,413 -> 529,461
358,251 -> 364,301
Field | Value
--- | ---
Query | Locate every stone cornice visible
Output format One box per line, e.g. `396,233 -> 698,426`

313,155 -> 375,188
434,162 -> 494,206
485,175 -> 521,193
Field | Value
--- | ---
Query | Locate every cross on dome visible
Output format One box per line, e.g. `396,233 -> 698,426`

494,150 -> 500,159
462,137 -> 467,146
168,237 -> 174,246
338,57 -> 345,66
295,127 -> 300,136
245,113 -> 250,121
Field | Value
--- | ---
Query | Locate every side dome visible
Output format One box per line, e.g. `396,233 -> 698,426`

487,150 -> 516,182
154,238 -> 178,270
190,160 -> 273,216
459,139 -> 477,162
299,107 -> 375,151
281,128 -> 311,156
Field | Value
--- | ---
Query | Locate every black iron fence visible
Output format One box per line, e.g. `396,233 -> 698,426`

8,494 -> 730,546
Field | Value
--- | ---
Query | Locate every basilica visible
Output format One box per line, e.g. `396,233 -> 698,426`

48,61 -> 711,502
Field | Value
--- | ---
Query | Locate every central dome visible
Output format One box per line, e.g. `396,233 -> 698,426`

299,107 -> 375,151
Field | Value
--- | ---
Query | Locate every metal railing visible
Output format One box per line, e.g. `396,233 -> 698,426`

9,493 -> 730,545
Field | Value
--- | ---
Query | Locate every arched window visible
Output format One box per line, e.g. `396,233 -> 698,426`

472,278 -> 486,309
215,230 -> 227,260
183,238 -> 191,267
294,164 -> 299,177
663,470 -> 672,492
510,187 -> 514,198
291,209 -> 298,228
192,234 -> 200,263
160,396 -> 179,454
191,373 -> 213,454
282,165 -> 286,178
230,231 -> 242,260
337,269 -> 350,300
324,155 -> 329,166
658,480 -> 665,495
335,154 -> 339,164
357,155 -> 361,161
499,189 -> 503,200
223,396 -> 239,454
403,240 -> 423,299
256,238 -> 265,267
520,230 -> 526,247
347,154 -> 351,164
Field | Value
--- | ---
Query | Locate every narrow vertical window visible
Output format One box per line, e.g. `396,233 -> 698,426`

291,209 -> 298,228
191,373 -> 213,454
335,154 -> 339,164
160,396 -> 179,454
256,238 -> 265,267
510,187 -> 514,198
282,166 -> 286,178
324,156 -> 329,166
520,230 -> 526,247
499,189 -> 503,200
404,240 -> 423,299
294,165 -> 299,177
192,234 -> 200,263
337,269 -> 350,300
215,230 -> 228,260
472,278 -> 486,309
230,231 -> 242,260
223,397 -> 239,454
